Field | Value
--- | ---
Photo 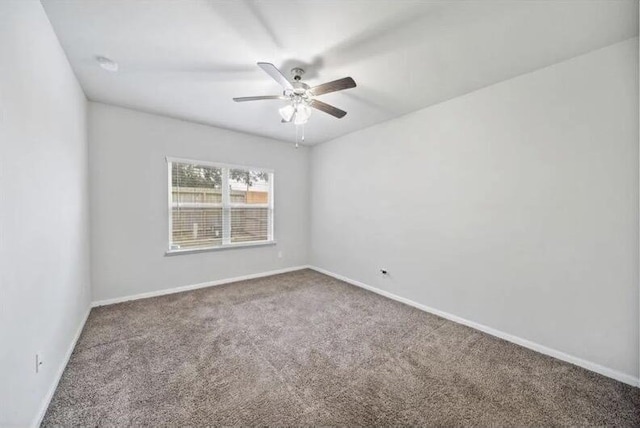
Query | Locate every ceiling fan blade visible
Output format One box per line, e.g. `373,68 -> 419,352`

309,77 -> 356,96
233,95 -> 288,102
309,99 -> 347,118
257,62 -> 293,90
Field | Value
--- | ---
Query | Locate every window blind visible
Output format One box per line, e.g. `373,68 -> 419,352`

168,160 -> 273,251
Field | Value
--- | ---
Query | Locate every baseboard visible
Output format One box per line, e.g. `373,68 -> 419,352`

91,265 -> 311,307
32,306 -> 91,428
309,266 -> 640,388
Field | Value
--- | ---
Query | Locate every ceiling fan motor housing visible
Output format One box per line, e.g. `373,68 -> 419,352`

283,68 -> 310,98
291,67 -> 305,81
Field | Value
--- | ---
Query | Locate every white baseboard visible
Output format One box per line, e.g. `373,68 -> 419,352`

309,266 -> 640,388
91,265 -> 311,307
32,307 -> 91,428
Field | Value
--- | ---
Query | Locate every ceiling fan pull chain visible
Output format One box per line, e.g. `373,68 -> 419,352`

294,123 -> 305,149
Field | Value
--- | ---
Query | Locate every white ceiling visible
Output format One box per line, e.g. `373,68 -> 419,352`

41,0 -> 638,145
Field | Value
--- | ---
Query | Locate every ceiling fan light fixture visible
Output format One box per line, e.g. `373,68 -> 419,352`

234,62 -> 355,128
279,104 -> 295,122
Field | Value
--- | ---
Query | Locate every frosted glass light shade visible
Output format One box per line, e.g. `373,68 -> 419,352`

294,104 -> 311,125
279,104 -> 295,122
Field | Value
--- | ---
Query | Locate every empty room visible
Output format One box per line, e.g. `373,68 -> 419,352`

1,0 -> 639,426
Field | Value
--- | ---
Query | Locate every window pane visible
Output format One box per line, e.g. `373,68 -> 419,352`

171,162 -> 223,250
230,207 -> 269,243
172,162 -> 222,189
171,207 -> 223,249
229,169 -> 269,204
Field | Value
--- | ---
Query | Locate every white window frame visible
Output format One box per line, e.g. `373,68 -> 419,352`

165,157 -> 275,256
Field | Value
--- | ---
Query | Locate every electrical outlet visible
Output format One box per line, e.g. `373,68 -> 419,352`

277,251 -> 283,259
36,353 -> 43,373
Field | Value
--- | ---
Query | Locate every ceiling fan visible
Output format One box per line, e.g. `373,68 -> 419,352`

233,62 -> 356,125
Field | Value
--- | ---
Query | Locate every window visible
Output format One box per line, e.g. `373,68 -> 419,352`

167,158 -> 274,254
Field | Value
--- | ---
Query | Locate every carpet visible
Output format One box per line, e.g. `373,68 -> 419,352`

43,269 -> 639,426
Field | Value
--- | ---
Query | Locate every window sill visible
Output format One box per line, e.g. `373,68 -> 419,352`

164,240 -> 276,256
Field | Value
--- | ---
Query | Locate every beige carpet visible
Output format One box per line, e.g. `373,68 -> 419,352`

43,269 -> 639,426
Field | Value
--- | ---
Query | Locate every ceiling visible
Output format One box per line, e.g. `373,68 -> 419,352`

41,0 -> 638,145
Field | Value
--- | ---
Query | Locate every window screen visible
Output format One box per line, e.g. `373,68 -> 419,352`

169,159 -> 273,252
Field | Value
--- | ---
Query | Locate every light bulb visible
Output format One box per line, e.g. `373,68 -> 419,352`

279,104 -> 295,122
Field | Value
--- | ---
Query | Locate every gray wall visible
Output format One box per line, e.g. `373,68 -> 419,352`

89,102 -> 309,302
0,1 -> 91,425
310,39 -> 639,381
